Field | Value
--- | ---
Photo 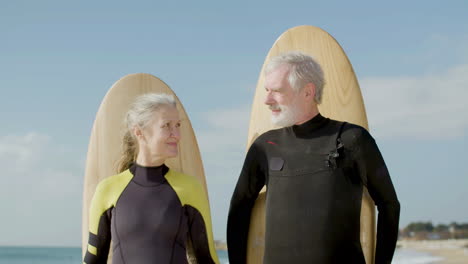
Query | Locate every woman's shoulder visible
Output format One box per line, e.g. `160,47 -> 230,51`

89,170 -> 134,213
94,170 -> 133,196
165,169 -> 208,206
166,169 -> 204,188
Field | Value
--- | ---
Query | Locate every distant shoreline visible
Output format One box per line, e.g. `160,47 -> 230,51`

398,239 -> 468,264
0,243 -> 230,250
0,245 -> 80,249
214,240 -> 227,251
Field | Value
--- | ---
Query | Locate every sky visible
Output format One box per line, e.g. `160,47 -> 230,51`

0,0 -> 467,247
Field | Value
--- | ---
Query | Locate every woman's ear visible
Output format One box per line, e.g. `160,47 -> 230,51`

133,126 -> 144,140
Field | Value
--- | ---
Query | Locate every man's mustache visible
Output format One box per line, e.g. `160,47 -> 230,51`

269,105 -> 281,111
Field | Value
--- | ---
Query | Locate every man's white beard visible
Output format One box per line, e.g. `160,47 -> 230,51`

270,103 -> 300,127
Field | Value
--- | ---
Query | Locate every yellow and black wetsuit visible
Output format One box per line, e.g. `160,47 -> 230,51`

227,114 -> 400,264
83,163 -> 219,264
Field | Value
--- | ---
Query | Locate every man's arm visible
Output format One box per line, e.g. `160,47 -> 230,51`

353,128 -> 400,264
227,142 -> 266,264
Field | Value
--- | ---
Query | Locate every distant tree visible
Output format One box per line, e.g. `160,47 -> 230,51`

405,222 -> 434,232
434,224 -> 448,232
448,222 -> 468,230
450,222 -> 459,228
405,222 -> 468,233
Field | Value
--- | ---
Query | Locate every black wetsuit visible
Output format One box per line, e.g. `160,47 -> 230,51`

84,163 -> 219,264
227,114 -> 400,264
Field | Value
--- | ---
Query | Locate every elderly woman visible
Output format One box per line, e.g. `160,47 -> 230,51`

83,93 -> 219,264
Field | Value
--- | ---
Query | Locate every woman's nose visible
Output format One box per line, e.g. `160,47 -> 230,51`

171,127 -> 181,139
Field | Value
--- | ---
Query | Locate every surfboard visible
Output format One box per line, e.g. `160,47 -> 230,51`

246,25 -> 376,263
81,73 -> 208,262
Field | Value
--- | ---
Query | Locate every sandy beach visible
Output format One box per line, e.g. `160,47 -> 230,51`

398,239 -> 468,263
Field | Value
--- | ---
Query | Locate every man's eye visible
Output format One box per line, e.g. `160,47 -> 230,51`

175,123 -> 181,128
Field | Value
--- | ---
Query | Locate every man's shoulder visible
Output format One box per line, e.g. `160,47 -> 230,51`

251,127 -> 285,145
338,121 -> 374,148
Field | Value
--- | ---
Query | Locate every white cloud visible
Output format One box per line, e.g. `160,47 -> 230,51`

197,104 -> 251,153
361,64 -> 468,140
0,133 -> 50,173
0,132 -> 83,246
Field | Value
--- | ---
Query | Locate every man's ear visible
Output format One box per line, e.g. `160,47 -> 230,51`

304,82 -> 316,101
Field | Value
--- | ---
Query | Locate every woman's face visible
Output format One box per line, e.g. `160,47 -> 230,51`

136,105 -> 181,164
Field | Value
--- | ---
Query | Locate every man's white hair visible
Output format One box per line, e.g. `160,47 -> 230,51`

265,51 -> 325,104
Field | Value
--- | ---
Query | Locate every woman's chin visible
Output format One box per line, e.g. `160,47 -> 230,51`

167,150 -> 178,158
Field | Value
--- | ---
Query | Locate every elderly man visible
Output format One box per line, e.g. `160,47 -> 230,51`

227,51 -> 400,264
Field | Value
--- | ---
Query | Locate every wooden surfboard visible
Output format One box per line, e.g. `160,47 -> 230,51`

81,73 -> 208,262
246,25 -> 376,263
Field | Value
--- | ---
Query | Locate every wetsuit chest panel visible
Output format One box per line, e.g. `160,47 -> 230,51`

85,166 -> 219,264
111,181 -> 187,264
262,124 -> 365,263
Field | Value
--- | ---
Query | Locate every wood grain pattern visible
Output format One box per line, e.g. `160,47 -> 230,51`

81,73 -> 207,262
246,25 -> 376,264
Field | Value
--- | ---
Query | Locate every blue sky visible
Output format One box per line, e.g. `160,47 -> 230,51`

0,1 -> 467,246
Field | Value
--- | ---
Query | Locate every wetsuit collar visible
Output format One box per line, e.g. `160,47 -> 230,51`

130,163 -> 169,186
291,113 -> 329,136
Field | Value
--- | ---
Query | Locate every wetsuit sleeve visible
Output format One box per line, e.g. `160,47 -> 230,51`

186,206 -> 217,264
353,129 -> 400,264
83,192 -> 112,264
164,170 -> 220,264
227,142 -> 266,264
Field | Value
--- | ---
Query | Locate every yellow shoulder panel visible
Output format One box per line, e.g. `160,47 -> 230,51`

165,170 -> 220,264
88,170 -> 133,234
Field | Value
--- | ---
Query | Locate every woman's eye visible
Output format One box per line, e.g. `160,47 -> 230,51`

175,123 -> 181,128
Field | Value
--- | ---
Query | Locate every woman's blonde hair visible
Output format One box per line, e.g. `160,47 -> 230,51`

116,93 -> 177,172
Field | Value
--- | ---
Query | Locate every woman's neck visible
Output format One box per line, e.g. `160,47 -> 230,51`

136,154 -> 165,167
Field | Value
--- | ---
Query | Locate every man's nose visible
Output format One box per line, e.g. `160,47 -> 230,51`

264,92 -> 275,105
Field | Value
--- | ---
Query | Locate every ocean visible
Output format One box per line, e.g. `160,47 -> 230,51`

0,246 -> 441,264
0,247 -> 229,264
0,247 -> 80,264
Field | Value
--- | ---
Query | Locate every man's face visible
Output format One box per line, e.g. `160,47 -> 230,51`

264,64 -> 301,126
